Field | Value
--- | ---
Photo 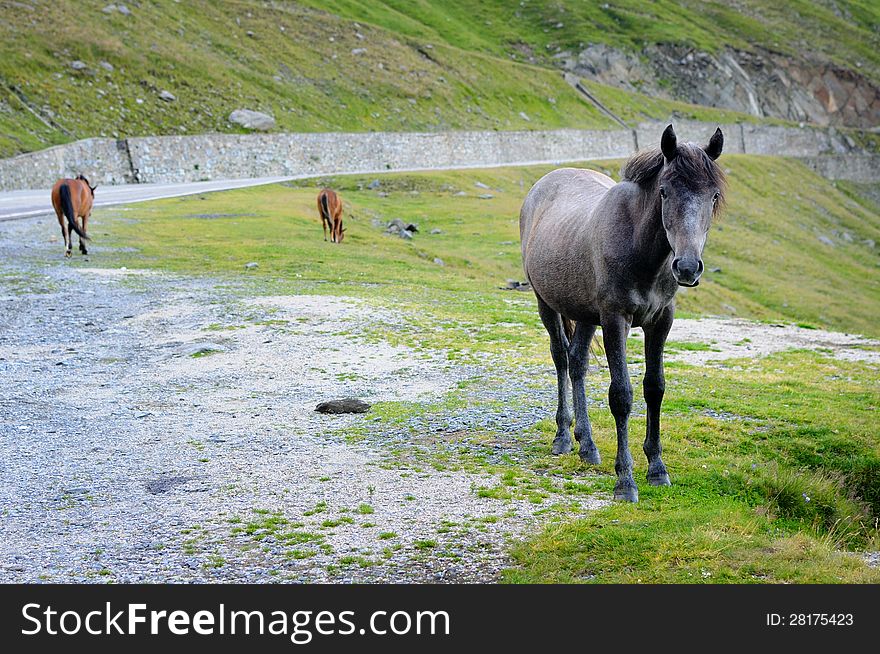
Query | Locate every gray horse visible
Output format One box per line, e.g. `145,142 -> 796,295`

520,124 -> 725,502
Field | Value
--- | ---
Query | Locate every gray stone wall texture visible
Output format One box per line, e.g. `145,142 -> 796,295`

801,155 -> 880,183
635,121 -> 746,153
0,123 -> 876,192
0,138 -> 135,190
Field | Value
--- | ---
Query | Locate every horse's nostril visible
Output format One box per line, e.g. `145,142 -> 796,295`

697,260 -> 704,275
671,258 -> 681,274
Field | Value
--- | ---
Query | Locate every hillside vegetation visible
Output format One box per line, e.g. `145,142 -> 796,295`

2,0 -> 875,158
298,0 -> 880,82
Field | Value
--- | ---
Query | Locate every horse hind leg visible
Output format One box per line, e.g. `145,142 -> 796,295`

568,322 -> 600,464
61,218 -> 72,257
78,215 -> 88,255
537,297 -> 574,455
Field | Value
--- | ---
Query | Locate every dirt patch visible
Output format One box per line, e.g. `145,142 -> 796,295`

631,318 -> 880,365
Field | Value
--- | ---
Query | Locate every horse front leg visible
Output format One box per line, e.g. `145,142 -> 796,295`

601,313 -> 637,502
568,322 -> 600,464
537,297 -> 573,455
643,306 -> 673,486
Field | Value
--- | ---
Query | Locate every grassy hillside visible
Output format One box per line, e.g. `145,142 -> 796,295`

1,0 -> 871,158
298,0 -> 880,83
0,1 -> 593,157
56,155 -> 879,583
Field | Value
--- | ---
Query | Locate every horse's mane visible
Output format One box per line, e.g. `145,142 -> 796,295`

621,144 -> 726,213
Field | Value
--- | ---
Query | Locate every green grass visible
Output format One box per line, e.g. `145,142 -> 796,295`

62,156 -> 880,584
506,350 -> 880,583
2,1 -> 877,157
665,341 -> 719,352
414,539 -> 437,550
86,156 -> 880,338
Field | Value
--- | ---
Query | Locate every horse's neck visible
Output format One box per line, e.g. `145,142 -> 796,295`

631,193 -> 671,266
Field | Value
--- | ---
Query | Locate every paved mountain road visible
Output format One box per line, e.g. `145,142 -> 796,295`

0,177 -> 296,221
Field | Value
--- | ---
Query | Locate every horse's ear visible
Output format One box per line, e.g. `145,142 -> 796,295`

660,124 -> 677,161
705,127 -> 723,160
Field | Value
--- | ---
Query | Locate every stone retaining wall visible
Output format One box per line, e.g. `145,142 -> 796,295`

0,123 -> 875,191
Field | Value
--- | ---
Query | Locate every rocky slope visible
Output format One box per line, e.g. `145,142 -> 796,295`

555,43 -> 879,128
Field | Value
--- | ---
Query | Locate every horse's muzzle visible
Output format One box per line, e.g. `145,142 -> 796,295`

672,257 -> 703,287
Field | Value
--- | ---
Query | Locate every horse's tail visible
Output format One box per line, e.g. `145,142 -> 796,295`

59,183 -> 88,241
563,317 -> 605,365
562,317 -> 575,343
319,192 -> 331,221
319,191 -> 334,240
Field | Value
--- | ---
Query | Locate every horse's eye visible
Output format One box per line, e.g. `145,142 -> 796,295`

712,191 -> 720,203
659,186 -> 667,199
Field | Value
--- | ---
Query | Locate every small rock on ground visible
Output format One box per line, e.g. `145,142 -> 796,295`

315,398 -> 372,414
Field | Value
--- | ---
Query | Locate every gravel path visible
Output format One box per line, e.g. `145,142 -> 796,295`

1,215 -> 876,583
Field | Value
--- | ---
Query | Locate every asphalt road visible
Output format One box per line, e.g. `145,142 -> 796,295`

0,154 -> 625,222
0,177 -> 296,221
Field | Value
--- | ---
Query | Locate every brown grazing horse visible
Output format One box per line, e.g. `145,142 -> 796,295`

520,124 -> 725,502
51,175 -> 95,257
317,188 -> 345,243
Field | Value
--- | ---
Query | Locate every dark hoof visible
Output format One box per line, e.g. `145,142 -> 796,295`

578,444 -> 601,465
647,472 -> 671,486
613,481 -> 639,503
64,250 -> 72,258
80,249 -> 88,255
551,434 -> 573,455
647,461 -> 671,486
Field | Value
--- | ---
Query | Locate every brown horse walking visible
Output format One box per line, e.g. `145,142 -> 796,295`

520,125 -> 725,502
51,175 -> 95,257
317,188 -> 345,243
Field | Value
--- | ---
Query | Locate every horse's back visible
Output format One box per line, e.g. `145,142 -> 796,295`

51,178 -> 90,208
520,167 -> 615,258
318,188 -> 341,214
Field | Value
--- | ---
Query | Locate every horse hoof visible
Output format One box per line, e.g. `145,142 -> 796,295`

613,483 -> 639,503
64,251 -> 72,258
578,446 -> 601,465
647,473 -> 671,486
551,435 -> 573,455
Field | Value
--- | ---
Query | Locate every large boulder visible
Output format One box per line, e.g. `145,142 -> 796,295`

228,109 -> 276,131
